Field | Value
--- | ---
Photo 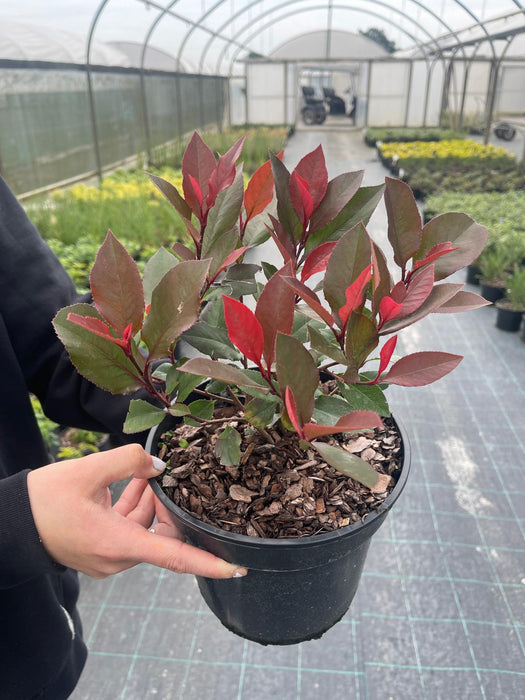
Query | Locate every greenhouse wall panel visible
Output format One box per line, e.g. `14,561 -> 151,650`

0,66 -> 227,196
246,63 -> 286,124
367,62 -> 410,126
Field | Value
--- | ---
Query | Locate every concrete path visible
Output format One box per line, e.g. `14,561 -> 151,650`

72,128 -> 525,700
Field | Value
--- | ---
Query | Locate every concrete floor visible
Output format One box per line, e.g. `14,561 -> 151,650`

71,126 -> 524,700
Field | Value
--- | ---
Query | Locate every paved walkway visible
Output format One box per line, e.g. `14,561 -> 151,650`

72,127 -> 525,700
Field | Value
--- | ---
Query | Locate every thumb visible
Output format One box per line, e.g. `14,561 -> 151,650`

85,444 -> 166,489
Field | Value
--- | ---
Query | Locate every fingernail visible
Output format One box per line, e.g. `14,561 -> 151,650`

151,456 -> 166,472
232,567 -> 248,578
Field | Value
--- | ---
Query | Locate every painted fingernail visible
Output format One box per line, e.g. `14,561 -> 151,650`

232,567 -> 248,578
151,456 -> 166,472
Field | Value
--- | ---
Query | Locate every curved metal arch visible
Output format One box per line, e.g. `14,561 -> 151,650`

225,5 -> 430,77
203,0 -> 441,74
221,3 -> 442,77
184,0 -> 468,74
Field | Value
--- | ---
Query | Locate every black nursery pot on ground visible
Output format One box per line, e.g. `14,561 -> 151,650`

495,302 -> 523,332
147,416 -> 411,646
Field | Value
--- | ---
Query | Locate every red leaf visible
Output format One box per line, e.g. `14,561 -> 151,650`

300,241 -> 337,282
285,387 -> 305,438
378,335 -> 398,377
398,264 -> 435,317
183,173 -> 205,222
390,280 -> 407,304
182,131 -> 216,196
283,278 -> 335,328
206,137 -> 243,210
216,246 -> 248,276
303,411 -> 383,440
255,262 -> 296,368
244,150 -> 283,222
379,297 -> 403,327
434,290 -> 491,313
171,243 -> 196,261
383,351 -> 463,386
294,144 -> 328,210
222,295 -> 264,367
339,264 -> 373,326
289,171 -> 314,228
67,313 -> 127,349
267,214 -> 296,264
90,231 -> 144,335
412,242 -> 459,273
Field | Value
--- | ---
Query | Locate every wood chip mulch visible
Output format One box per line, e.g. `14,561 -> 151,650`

155,414 -> 403,539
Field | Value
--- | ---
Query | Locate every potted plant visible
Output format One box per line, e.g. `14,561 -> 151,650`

496,265 -> 525,332
53,132 -> 489,645
478,245 -> 514,303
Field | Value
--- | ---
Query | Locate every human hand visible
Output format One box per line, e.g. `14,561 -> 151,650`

27,444 -> 247,580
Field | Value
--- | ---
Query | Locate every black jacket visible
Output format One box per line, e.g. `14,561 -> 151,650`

0,177 -> 139,699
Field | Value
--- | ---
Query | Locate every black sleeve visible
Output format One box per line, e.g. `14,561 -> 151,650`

0,175 -> 142,437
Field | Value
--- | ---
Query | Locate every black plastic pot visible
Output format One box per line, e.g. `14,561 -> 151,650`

147,416 -> 410,646
466,264 -> 481,286
480,280 -> 505,303
495,303 -> 523,332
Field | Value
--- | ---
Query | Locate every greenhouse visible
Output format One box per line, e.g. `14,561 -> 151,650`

0,2 -> 524,700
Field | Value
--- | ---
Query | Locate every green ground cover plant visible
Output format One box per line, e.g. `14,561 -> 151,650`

26,167 -> 188,248
364,127 -> 465,147
424,191 -> 525,276
150,125 -> 290,174
378,139 -> 516,172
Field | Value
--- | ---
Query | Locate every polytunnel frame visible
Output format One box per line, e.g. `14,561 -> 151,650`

213,1 -> 459,129
82,0 -> 525,177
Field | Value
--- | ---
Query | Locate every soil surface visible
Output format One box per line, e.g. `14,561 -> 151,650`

155,413 -> 404,539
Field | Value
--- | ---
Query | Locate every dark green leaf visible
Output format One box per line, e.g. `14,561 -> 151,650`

338,383 -> 390,416
308,325 -> 347,364
141,259 -> 209,360
309,170 -> 363,233
142,248 -> 179,305
182,320 -> 241,360
306,184 -> 384,251
312,394 -> 355,425
323,223 -> 372,314
261,261 -> 278,281
168,403 -> 192,417
123,399 -> 166,433
276,333 -> 318,425
271,154 -> 303,242
215,425 -> 242,466
178,358 -> 267,389
311,441 -> 379,488
244,396 -> 280,429
53,305 -> 143,394
146,171 -> 192,221
202,170 -> 244,258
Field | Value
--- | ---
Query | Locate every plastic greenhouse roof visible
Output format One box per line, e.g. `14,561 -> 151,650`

0,1 -> 524,74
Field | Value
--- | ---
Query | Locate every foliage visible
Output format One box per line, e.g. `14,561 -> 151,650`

31,395 -> 60,451
25,167 -> 188,248
359,27 -> 396,53
54,133 -> 489,491
364,127 -> 466,147
149,126 -> 290,175
505,266 -> 525,311
378,139 -> 516,173
404,166 -> 525,199
425,190 -> 525,273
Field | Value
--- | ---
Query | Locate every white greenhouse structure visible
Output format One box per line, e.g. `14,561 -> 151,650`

1,1 -> 525,194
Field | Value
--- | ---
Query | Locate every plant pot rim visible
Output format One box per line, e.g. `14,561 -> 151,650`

147,414 -> 411,551
495,300 -> 525,313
